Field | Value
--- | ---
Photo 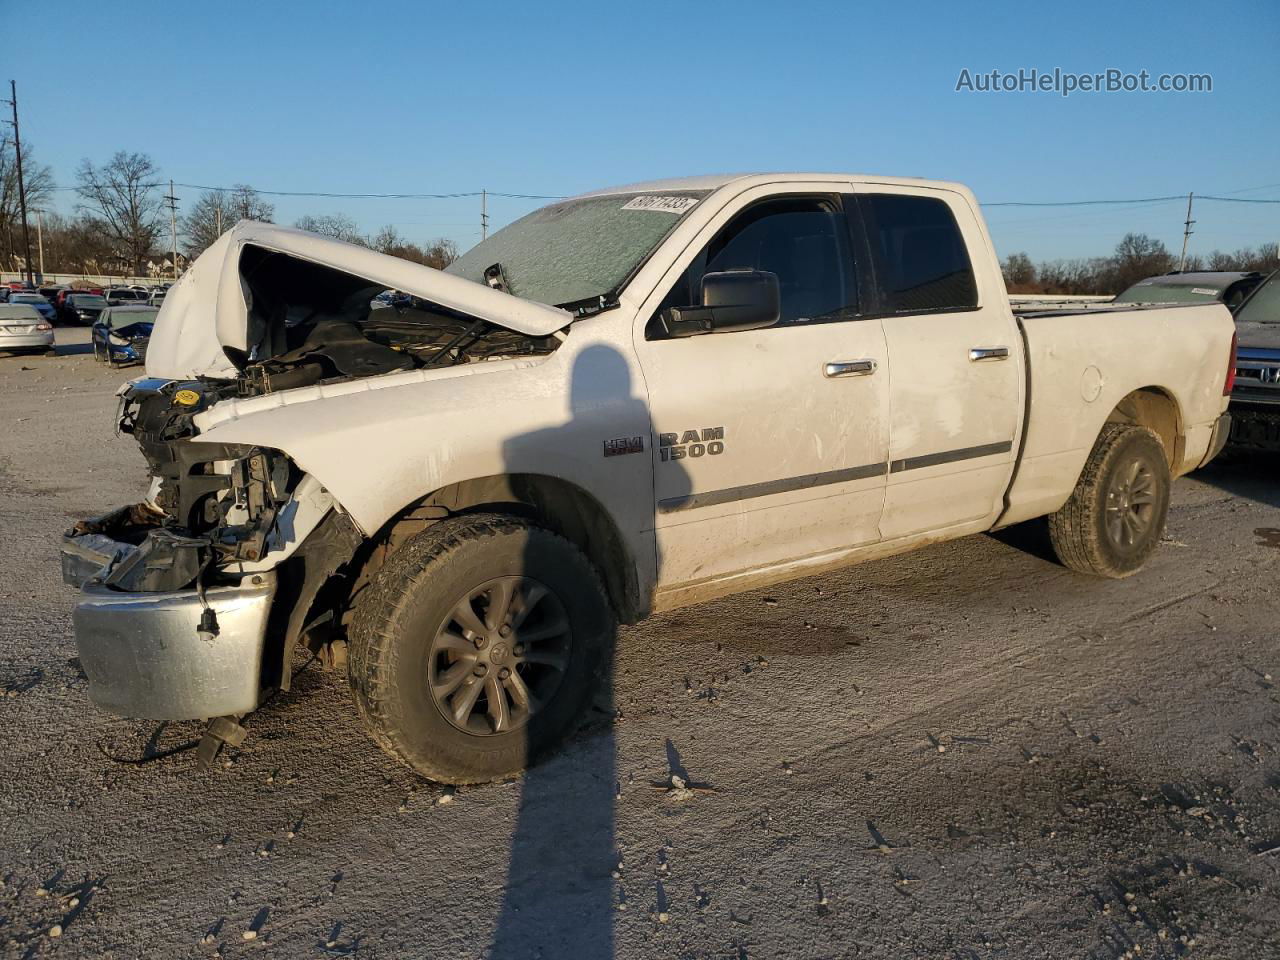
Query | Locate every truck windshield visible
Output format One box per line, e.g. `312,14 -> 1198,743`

1235,273 -> 1279,323
445,191 -> 708,309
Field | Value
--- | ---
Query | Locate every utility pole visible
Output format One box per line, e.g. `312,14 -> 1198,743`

164,179 -> 180,281
1178,192 -> 1195,273
4,80 -> 35,286
35,209 -> 44,277
481,189 -> 488,240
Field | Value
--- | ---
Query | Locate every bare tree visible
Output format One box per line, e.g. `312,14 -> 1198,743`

370,224 -> 458,269
183,184 -> 275,257
75,151 -> 164,276
294,213 -> 366,244
1109,232 -> 1173,291
1001,252 -> 1036,291
0,138 -> 55,273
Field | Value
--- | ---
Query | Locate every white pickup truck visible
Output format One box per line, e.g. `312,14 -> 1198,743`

62,173 -> 1236,782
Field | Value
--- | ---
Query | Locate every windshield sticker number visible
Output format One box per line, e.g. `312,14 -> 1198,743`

622,196 -> 699,215
1190,287 -> 1217,296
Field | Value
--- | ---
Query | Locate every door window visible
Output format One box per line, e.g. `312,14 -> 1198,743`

859,194 -> 977,314
649,197 -> 858,337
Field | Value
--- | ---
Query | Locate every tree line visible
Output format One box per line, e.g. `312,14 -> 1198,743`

1001,233 -> 1280,296
0,142 -> 458,278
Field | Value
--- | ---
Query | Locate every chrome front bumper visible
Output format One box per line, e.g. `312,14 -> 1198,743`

70,572 -> 276,721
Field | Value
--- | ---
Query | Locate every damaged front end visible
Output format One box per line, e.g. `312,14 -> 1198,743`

62,377 -> 358,721
63,222 -> 572,725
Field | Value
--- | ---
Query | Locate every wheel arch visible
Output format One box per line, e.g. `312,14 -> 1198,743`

1104,386 -> 1184,470
361,473 -> 642,625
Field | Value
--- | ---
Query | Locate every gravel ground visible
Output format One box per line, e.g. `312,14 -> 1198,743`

1,328 -> 1278,959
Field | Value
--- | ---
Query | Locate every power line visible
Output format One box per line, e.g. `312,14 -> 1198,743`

49,183 -> 564,200
174,182 -> 565,201
1196,194 -> 1280,205
45,180 -> 1280,206
984,195 -> 1185,207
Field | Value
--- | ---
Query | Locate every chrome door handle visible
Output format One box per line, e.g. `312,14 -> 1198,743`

969,346 -> 1010,362
824,359 -> 878,378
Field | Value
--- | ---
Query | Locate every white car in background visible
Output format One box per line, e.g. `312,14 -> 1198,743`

0,304 -> 54,355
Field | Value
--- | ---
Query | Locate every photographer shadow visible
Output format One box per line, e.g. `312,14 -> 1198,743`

485,342 -> 689,958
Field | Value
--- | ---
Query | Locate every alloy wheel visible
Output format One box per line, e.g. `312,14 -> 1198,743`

427,576 -> 571,736
1104,454 -> 1157,548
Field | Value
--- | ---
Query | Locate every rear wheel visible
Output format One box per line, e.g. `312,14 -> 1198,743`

1048,423 -> 1171,578
347,513 -> 614,783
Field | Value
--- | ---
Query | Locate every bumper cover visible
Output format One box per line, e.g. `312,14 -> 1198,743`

1227,402 -> 1280,451
1199,413 -> 1232,467
0,332 -> 54,349
71,572 -> 276,720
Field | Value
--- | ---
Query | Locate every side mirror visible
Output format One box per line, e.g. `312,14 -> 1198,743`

662,269 -> 780,338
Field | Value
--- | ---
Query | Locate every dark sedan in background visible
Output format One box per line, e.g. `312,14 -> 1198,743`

91,304 -> 158,365
1227,270 -> 1280,451
60,292 -> 109,326
1113,270 -> 1265,310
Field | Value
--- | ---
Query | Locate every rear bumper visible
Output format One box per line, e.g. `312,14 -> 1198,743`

1227,401 -> 1280,451
69,569 -> 276,721
0,332 -> 54,349
1199,413 -> 1232,467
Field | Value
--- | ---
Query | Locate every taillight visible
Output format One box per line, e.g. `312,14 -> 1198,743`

1224,329 -> 1238,395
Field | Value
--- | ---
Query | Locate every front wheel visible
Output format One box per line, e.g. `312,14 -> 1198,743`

347,513 -> 614,784
1048,423 -> 1171,578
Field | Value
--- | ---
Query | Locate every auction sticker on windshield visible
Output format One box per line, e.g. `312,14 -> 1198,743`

622,196 -> 700,214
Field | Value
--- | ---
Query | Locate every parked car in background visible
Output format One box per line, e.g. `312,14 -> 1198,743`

147,289 -> 167,308
8,292 -> 58,324
55,287 -> 103,321
105,288 -> 148,305
62,292 -> 109,326
39,285 -> 67,304
1225,270 -> 1280,451
1114,271 -> 1265,310
0,303 -> 54,355
91,304 -> 158,366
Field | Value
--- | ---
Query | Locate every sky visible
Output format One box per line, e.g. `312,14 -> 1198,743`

7,0 -> 1279,265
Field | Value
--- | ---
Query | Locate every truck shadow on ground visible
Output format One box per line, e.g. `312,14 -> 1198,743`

990,447 -> 1280,566
1193,449 -> 1280,509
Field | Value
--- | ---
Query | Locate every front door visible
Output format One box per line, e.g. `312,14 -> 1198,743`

634,187 -> 890,590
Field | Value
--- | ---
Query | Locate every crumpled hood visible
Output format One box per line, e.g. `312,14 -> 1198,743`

112,321 -> 154,339
1236,321 -> 1280,353
144,221 -> 573,380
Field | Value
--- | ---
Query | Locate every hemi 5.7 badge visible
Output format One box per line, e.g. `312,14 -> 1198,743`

603,436 -> 645,457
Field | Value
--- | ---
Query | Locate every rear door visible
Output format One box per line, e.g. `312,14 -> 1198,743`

851,187 -> 1023,540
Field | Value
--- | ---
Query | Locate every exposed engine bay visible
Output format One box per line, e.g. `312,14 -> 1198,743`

65,245 -> 565,598
230,246 -> 561,393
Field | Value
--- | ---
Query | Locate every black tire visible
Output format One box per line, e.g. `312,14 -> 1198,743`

347,513 -> 614,784
1048,423 -> 1171,578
